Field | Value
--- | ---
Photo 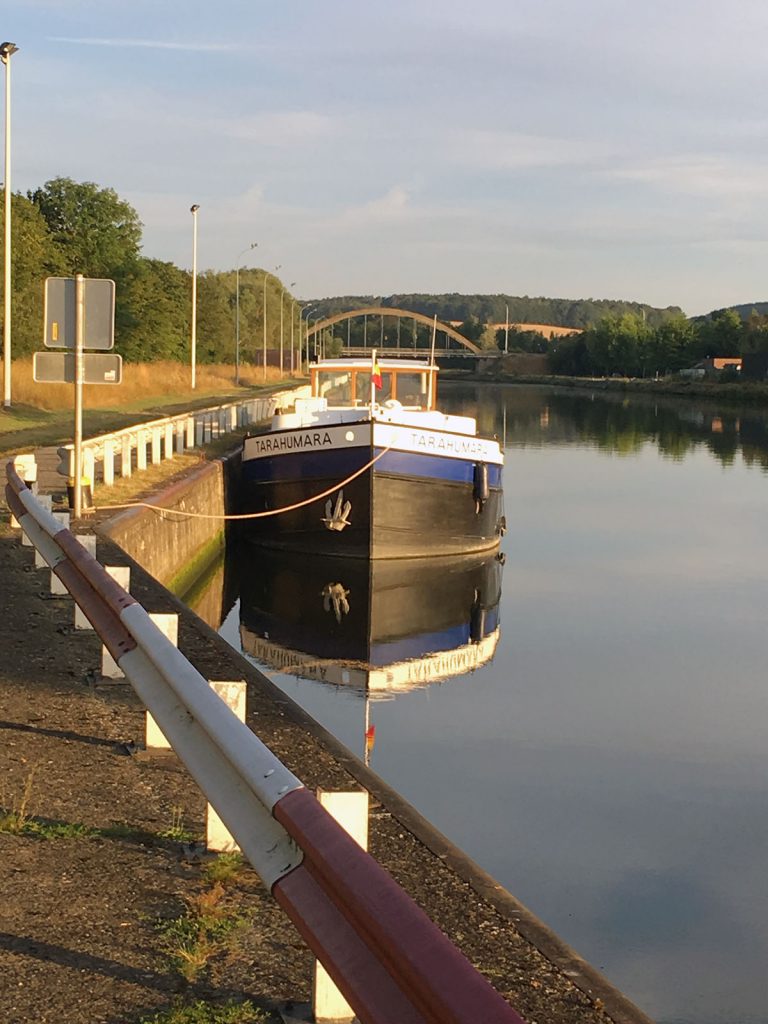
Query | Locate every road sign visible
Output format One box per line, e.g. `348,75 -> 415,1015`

44,276 -> 116,350
33,351 -> 123,385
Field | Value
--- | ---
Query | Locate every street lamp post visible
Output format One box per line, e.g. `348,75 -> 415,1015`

300,305 -> 316,366
235,242 -> 257,385
279,281 -> 296,377
262,264 -> 281,382
1,42 -> 18,409
190,204 -> 200,390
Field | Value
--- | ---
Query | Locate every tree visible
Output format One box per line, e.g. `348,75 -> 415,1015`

115,259 -> 189,362
28,177 -> 142,278
0,190 -> 67,357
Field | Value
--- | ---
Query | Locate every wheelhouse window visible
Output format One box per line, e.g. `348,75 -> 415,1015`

316,370 -> 353,404
392,371 -> 429,408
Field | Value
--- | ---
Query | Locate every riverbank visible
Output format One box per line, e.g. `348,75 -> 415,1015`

480,368 -> 768,406
0,456 -> 654,1024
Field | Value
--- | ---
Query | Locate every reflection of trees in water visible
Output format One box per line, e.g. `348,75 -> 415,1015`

474,385 -> 768,470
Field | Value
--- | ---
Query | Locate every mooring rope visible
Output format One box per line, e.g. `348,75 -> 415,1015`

94,439 -> 397,522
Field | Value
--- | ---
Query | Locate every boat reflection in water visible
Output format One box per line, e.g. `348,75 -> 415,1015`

238,549 -> 504,697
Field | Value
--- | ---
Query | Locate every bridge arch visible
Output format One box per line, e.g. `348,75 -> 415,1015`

306,306 -> 481,354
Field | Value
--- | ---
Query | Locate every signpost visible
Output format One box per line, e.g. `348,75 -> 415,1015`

33,351 -> 122,384
36,275 -> 117,517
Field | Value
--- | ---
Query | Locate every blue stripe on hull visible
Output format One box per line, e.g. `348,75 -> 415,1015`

242,444 -> 503,487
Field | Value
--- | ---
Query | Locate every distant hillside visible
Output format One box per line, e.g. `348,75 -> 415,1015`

697,301 -> 768,322
310,293 -> 683,329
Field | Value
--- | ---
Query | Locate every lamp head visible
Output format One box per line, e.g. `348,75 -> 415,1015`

190,204 -> 200,214
0,42 -> 19,62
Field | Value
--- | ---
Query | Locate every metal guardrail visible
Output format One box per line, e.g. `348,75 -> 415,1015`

56,387 -> 310,489
5,459 -> 525,1024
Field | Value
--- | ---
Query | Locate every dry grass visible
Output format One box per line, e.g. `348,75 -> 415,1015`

3,359 -> 297,412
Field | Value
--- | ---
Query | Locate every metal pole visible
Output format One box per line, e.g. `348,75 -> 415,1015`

262,272 -> 267,382
1,43 -> 18,409
279,286 -> 284,376
190,204 -> 199,389
505,303 -> 509,355
74,273 -> 84,518
290,301 -> 295,374
235,263 -> 240,385
235,242 -> 257,387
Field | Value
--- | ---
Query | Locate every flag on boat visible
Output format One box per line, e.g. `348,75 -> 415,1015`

371,359 -> 382,389
365,723 -> 376,754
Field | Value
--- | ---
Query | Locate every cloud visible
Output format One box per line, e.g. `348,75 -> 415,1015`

47,36 -> 241,52
220,111 -> 340,146
605,154 -> 768,200
339,186 -> 412,226
455,130 -> 609,171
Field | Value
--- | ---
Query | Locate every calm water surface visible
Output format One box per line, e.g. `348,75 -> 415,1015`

218,385 -> 768,1024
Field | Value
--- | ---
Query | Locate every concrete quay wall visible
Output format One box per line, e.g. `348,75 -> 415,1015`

97,455 -> 235,595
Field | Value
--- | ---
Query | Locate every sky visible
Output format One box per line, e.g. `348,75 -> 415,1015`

5,0 -> 768,316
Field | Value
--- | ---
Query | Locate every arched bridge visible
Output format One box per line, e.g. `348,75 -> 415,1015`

306,306 -> 482,355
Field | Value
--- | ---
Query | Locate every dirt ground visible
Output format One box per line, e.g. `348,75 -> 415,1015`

0,507 -> 652,1024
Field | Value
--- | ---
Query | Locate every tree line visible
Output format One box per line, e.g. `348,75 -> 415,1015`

547,308 -> 768,378
3,176 -> 764,377
0,177 -> 300,365
310,292 -> 684,330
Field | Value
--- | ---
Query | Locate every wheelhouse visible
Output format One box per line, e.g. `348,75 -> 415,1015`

309,358 -> 438,410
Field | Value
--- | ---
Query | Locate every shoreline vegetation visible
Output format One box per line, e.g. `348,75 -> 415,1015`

474,366 -> 768,407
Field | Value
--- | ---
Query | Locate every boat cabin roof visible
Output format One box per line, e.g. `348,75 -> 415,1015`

309,357 -> 437,371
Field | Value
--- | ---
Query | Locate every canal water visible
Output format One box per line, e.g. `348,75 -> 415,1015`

214,384 -> 768,1024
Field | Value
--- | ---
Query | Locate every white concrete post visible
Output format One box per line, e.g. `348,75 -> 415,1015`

103,439 -> 115,487
83,449 -> 95,492
121,435 -> 132,478
186,416 -> 195,448
72,536 -> 98,628
175,423 -> 185,455
313,790 -> 370,1023
98,566 -> 132,678
151,427 -> 162,465
195,419 -> 204,446
137,431 -> 148,471
49,512 -> 71,594
144,614 -> 179,748
32,496 -> 54,566
164,423 -> 174,459
11,456 -> 37,526
206,681 -> 247,852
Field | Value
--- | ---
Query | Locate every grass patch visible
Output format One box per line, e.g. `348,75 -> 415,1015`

0,358 -> 305,457
157,806 -> 197,844
139,998 -> 268,1023
156,883 -> 249,983
0,764 -> 39,833
202,852 -> 245,888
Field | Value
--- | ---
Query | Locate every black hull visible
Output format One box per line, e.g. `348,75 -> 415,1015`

239,466 -> 504,559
